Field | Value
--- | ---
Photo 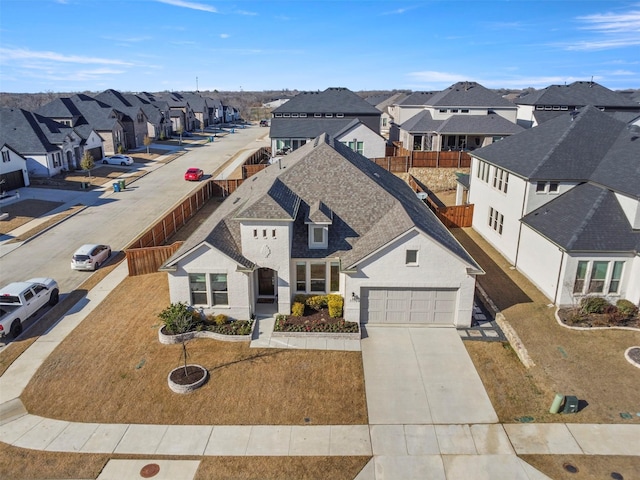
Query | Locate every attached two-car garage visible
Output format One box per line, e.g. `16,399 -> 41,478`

360,287 -> 458,325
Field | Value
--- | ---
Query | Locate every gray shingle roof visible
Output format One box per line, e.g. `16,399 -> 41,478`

427,82 -> 515,108
471,106 -> 630,183
269,117 -> 362,139
0,107 -> 71,154
400,110 -> 523,136
272,88 -> 381,115
162,134 -> 481,272
522,183 -> 639,253
516,81 -> 640,108
398,91 -> 438,106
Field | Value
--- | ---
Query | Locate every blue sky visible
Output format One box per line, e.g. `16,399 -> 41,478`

1,0 -> 639,93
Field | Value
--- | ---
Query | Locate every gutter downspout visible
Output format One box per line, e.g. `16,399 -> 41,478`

553,250 -> 566,306
514,181 -> 529,267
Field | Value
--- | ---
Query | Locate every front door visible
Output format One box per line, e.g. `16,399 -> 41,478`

257,268 -> 275,299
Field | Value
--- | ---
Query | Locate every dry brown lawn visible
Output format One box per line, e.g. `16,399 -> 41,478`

21,272 -> 368,426
0,442 -> 369,480
521,455 -> 640,480
454,227 -> 640,424
0,199 -> 63,233
64,165 -> 146,187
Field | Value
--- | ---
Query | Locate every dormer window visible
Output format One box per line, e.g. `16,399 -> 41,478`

309,225 -> 328,249
306,200 -> 332,249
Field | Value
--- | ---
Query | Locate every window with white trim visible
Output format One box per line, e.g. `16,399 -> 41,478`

310,262 -> 326,292
477,160 -> 490,183
330,262 -> 340,292
188,273 -> 228,306
573,260 -> 625,295
347,141 -> 364,155
1,151 -> 10,163
405,249 -> 418,265
295,262 -> 306,292
309,225 -> 328,249
295,261 -> 339,294
536,181 -> 560,194
492,168 -> 509,193
488,207 -> 504,234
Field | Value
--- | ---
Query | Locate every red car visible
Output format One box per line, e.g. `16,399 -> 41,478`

184,168 -> 204,181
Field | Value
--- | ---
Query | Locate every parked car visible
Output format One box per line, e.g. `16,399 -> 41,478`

0,278 -> 59,338
71,244 -> 112,271
184,168 -> 204,181
260,119 -> 269,127
102,154 -> 133,166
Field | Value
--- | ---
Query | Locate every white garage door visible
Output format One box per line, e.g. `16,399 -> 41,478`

360,288 -> 457,324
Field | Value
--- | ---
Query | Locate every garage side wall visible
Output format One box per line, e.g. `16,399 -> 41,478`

343,230 -> 476,327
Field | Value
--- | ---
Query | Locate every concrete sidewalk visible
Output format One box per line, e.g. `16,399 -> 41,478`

1,243 -> 639,479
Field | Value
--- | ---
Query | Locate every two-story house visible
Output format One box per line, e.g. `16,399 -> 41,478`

269,88 -> 385,157
160,133 -> 483,327
515,81 -> 640,128
468,106 -> 639,307
390,82 -> 522,152
0,144 -> 30,191
0,107 -> 84,177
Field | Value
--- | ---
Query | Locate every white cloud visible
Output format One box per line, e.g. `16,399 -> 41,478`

407,71 -> 468,84
156,0 -> 217,13
564,8 -> 640,50
220,33 -> 230,39
0,47 -> 133,66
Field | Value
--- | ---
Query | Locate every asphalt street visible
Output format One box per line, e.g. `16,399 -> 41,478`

0,126 -> 269,295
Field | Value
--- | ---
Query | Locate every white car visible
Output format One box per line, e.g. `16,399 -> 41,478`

102,154 -> 133,166
71,244 -> 112,271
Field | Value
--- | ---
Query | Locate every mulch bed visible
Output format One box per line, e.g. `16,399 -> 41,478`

170,365 -> 206,385
558,308 -> 640,329
275,307 -> 359,333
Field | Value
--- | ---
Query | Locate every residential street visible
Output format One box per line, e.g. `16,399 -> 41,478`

0,126 -> 268,295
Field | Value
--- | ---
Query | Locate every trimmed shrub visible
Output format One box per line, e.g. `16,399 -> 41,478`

158,302 -> 195,334
293,294 -> 309,304
616,299 -> 639,318
327,294 -> 344,318
213,314 -> 229,326
306,295 -> 328,311
291,302 -> 305,317
580,296 -> 611,314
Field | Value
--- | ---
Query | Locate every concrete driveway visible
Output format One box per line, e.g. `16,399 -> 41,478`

358,326 -> 550,480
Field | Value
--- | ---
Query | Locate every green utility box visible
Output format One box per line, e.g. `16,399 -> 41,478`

563,395 -> 579,414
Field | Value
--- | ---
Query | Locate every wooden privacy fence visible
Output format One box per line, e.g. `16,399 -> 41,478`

408,174 -> 474,228
372,150 -> 471,171
126,242 -> 183,276
128,181 -> 216,249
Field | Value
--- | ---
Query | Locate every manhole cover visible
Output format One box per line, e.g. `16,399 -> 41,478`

563,463 -> 579,473
140,463 -> 160,478
611,473 -> 624,480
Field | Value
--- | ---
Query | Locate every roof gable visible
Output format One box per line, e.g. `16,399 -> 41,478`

427,82 -> 515,108
272,88 -> 381,115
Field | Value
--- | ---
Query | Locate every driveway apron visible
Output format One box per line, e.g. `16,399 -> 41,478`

361,326 -> 498,425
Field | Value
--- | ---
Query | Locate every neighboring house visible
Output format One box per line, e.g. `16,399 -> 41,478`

125,93 -> 172,140
390,82 -> 520,151
468,106 -> 640,307
365,92 -> 409,139
0,144 -> 30,191
0,107 -> 82,177
160,134 -> 483,327
515,81 -> 640,128
203,96 -> 224,125
269,118 -> 386,158
94,89 -> 151,147
145,93 -> 196,132
271,87 -> 382,134
37,95 -> 127,156
269,87 -> 383,155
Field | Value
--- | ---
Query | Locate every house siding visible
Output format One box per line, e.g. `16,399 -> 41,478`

342,230 -> 475,327
167,244 -> 252,320
336,124 -> 386,158
517,224 -> 564,302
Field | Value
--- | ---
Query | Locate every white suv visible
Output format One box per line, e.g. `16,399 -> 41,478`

71,244 -> 112,271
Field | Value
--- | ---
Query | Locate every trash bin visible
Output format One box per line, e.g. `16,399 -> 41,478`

113,182 -> 120,193
118,179 -> 126,190
231,128 -> 235,133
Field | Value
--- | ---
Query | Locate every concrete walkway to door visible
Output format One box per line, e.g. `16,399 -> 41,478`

356,326 -> 551,479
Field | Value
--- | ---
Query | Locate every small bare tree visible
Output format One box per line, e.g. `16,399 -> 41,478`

80,151 -> 94,183
143,134 -> 152,154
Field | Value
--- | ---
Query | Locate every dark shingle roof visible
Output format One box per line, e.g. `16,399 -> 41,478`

269,118 -> 362,139
398,91 -> 438,106
427,82 -> 515,108
522,183 -> 639,253
163,134 -> 481,272
471,106 -> 628,182
516,81 -> 639,108
272,88 -> 381,115
401,110 -> 523,135
0,107 -> 71,154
